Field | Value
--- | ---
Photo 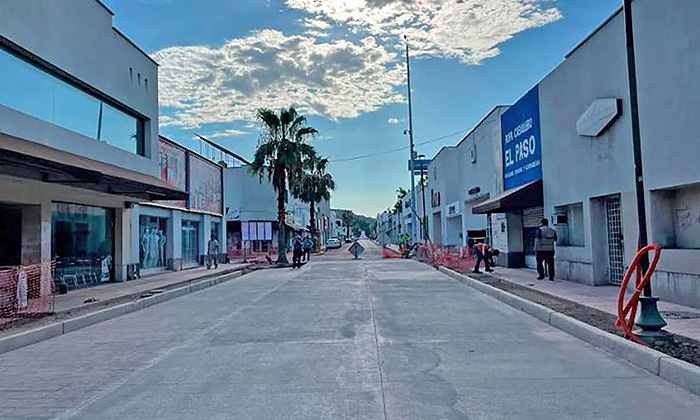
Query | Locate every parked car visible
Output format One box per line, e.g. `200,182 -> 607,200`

327,238 -> 342,249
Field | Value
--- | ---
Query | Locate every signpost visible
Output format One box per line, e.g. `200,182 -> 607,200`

349,242 -> 365,259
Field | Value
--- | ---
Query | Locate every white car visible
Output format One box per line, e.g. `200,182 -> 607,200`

327,238 -> 342,249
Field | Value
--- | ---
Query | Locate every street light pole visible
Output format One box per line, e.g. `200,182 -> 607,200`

405,35 -> 418,244
623,0 -> 671,345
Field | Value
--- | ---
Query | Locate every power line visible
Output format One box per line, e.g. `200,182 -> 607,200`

329,128 -> 470,163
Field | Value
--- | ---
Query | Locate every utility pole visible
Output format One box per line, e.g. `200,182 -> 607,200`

418,154 -> 429,243
623,0 -> 671,345
405,35 -> 418,244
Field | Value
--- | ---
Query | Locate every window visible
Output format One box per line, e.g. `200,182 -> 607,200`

0,47 -> 144,155
51,203 -> 115,287
140,216 -> 168,270
555,203 -> 585,247
651,185 -> 700,249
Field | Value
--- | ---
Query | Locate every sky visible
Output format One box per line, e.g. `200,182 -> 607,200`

103,0 -> 622,217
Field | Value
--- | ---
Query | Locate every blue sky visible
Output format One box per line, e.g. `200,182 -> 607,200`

103,0 -> 621,217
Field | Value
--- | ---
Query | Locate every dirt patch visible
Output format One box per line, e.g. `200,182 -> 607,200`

458,270 -> 700,368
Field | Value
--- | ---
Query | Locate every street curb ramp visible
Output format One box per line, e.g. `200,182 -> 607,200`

437,266 -> 700,397
0,270 -> 245,356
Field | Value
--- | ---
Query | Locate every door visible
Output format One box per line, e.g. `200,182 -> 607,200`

605,196 -> 625,286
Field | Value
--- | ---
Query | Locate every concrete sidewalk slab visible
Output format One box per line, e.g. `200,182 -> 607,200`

488,267 -> 700,341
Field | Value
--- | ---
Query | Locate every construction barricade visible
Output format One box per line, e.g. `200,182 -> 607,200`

0,260 -> 56,330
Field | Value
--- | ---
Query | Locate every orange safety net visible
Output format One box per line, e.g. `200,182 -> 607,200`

228,247 -> 279,264
382,246 -> 404,259
414,244 -> 477,271
1,260 -> 56,330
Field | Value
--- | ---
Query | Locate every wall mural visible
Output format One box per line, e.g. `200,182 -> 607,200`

157,140 -> 188,208
189,154 -> 223,214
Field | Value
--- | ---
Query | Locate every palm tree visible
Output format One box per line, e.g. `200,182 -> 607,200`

393,187 -> 408,215
342,210 -> 354,240
292,152 -> 335,240
250,107 -> 317,265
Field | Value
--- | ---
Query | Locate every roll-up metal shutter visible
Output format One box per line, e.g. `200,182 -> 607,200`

522,206 -> 544,228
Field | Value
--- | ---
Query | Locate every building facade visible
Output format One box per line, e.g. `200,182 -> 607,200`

0,1 -> 185,294
130,137 -> 225,275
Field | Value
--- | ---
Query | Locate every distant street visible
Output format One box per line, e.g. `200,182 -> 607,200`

1,240 -> 698,420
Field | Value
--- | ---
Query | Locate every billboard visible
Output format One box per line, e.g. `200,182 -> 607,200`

502,86 -> 542,190
157,139 -> 188,208
189,154 -> 223,214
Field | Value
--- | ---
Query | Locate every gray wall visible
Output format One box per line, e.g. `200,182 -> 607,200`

0,0 -> 160,176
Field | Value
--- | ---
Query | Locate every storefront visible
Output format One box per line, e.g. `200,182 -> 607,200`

474,86 -> 544,268
130,136 -> 225,274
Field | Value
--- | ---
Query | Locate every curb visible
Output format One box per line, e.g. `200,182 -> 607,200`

438,266 -> 700,396
0,270 -> 245,356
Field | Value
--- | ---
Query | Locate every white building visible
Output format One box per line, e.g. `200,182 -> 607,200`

224,166 -> 331,257
535,1 -> 700,307
426,107 -> 509,251
0,1 -> 185,293
130,136 -> 225,275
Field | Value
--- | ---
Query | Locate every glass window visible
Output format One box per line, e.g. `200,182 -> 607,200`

140,216 -> 168,270
182,221 -> 200,265
51,203 -> 114,288
211,221 -> 221,242
555,203 -> 585,247
0,47 -> 144,155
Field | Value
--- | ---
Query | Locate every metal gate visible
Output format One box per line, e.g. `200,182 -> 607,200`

606,196 -> 625,285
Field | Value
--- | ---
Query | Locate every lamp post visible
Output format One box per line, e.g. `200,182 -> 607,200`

623,0 -> 672,345
405,35 -> 418,244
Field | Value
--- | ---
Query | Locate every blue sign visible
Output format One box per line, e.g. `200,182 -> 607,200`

502,86 -> 542,190
408,159 -> 431,172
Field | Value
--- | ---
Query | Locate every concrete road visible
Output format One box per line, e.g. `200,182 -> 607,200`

1,240 -> 698,419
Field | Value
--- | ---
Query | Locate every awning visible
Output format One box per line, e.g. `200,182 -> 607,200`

472,180 -> 543,214
0,133 -> 188,201
285,221 -> 307,232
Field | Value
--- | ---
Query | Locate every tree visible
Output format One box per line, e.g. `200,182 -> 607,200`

342,210 -> 354,239
393,187 -> 408,215
250,107 -> 316,265
292,152 -> 335,240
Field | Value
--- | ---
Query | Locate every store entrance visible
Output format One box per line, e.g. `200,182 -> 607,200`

0,206 -> 21,267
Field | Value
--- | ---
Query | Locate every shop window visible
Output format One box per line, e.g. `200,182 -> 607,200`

651,185 -> 700,249
51,203 -> 114,288
140,216 -> 168,270
555,203 -> 585,247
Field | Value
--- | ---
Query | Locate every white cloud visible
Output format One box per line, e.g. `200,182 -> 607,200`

286,0 -> 562,64
207,129 -> 249,138
387,117 -> 400,124
153,30 -> 405,128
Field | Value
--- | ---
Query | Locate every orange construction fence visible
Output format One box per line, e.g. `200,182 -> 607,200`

1,260 -> 56,330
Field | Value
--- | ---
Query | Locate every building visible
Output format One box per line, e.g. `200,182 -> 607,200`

427,107 -> 509,250
535,0 -> 700,307
0,1 -> 186,295
129,136 -> 225,275
427,0 -> 700,307
224,166 -> 330,258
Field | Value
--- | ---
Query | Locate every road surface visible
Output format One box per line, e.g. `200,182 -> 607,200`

1,240 -> 698,419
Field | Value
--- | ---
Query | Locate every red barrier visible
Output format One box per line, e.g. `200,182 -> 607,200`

414,244 -> 477,271
1,260 -> 56,330
228,247 -> 279,264
382,246 -> 403,259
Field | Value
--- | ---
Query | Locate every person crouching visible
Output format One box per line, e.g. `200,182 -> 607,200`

472,242 -> 499,274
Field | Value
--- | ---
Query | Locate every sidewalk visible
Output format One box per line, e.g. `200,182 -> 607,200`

54,262 -> 250,314
487,267 -> 700,342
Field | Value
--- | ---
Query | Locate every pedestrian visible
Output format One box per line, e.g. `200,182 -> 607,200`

292,234 -> 304,268
472,242 -> 499,274
535,218 -> 558,281
303,235 -> 314,262
207,234 -> 220,269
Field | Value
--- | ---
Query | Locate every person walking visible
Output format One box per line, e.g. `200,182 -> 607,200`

303,235 -> 314,262
535,218 -> 558,280
206,234 -> 220,269
292,234 -> 304,268
473,242 -> 499,274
